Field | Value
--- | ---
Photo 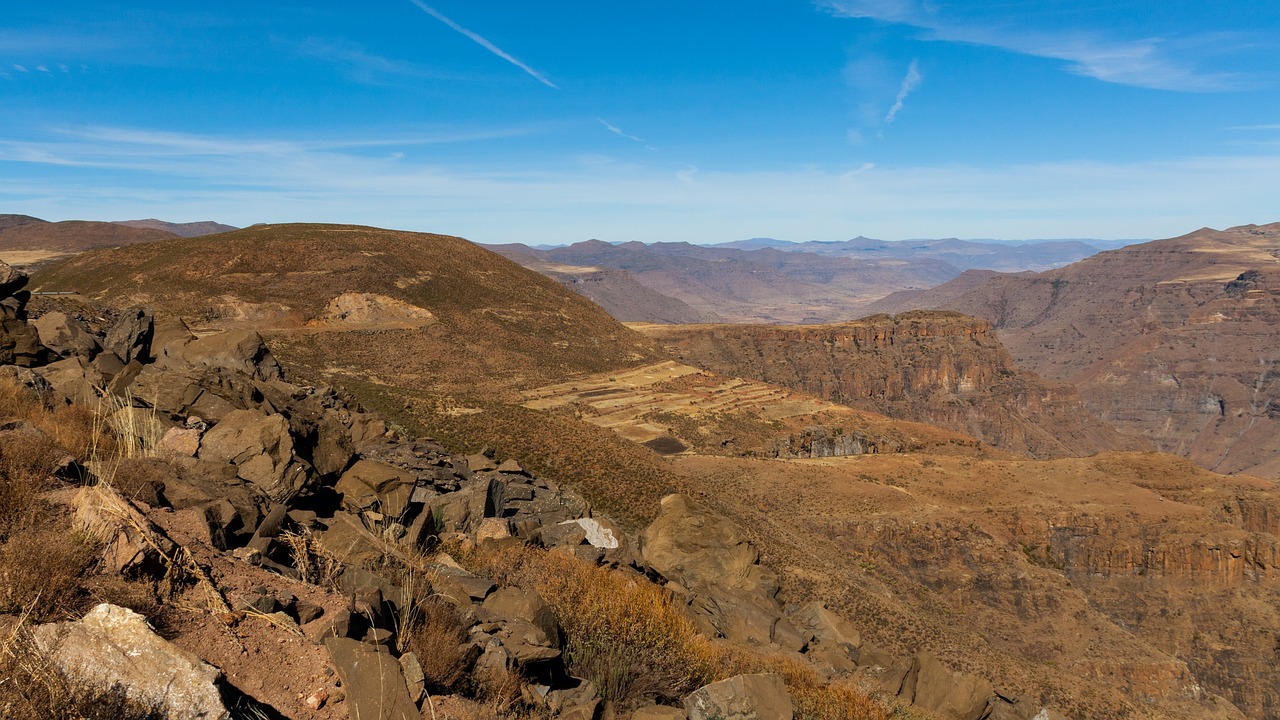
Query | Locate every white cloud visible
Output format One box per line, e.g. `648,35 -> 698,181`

819,0 -> 1242,92
406,0 -> 557,89
884,60 -> 921,122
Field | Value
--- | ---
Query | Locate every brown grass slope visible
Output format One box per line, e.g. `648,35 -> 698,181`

113,219 -> 237,237
861,223 -> 1280,478
34,223 -> 662,394
641,311 -> 1144,459
0,220 -> 176,253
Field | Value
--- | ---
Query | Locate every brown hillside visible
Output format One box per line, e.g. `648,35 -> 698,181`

677,450 -> 1279,720
113,218 -> 238,237
640,311 -> 1144,458
34,223 -> 661,395
0,220 -> 175,253
860,223 -> 1280,478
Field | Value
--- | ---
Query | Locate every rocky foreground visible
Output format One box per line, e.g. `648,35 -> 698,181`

0,258 -> 1066,720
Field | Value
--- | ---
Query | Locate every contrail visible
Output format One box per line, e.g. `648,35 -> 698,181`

885,59 -> 921,123
407,0 -> 558,89
597,118 -> 645,143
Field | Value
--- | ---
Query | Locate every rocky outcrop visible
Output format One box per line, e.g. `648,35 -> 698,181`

685,674 -> 793,720
0,260 -> 46,367
643,311 -> 1142,459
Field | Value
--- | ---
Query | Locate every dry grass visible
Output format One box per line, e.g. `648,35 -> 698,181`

407,596 -> 473,694
472,542 -> 719,707
280,528 -> 345,589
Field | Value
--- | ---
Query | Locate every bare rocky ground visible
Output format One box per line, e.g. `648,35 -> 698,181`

1,257 -> 1031,720
9,222 -> 1279,720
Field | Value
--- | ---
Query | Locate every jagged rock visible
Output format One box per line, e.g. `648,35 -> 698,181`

684,673 -> 793,720
91,350 -> 126,379
311,409 -> 355,476
171,328 -> 283,381
32,311 -> 101,358
31,604 -> 230,720
0,364 -> 52,396
158,426 -> 203,457
0,259 -> 26,297
900,652 -> 992,720
1,301 -> 49,368
467,452 -> 497,471
481,586 -> 560,648
74,484 -> 176,577
476,517 -> 512,542
496,457 -> 527,475
104,307 -> 154,363
198,408 -> 310,502
41,355 -> 103,404
324,636 -> 419,720
336,459 -> 417,519
786,602 -> 861,649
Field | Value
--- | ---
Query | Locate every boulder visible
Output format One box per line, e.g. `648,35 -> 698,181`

482,587 -> 562,649
157,426 -> 203,458
104,307 -> 154,363
1,303 -> 46,367
0,259 -> 26,297
31,604 -> 230,720
336,459 -> 417,519
786,602 -> 861,649
41,355 -> 103,404
324,636 -> 419,720
178,329 -> 282,381
198,409 -> 309,501
900,652 -> 992,720
640,494 -> 778,599
684,674 -> 793,720
32,311 -> 101,358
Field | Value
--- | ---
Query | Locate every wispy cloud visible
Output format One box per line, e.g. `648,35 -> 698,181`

13,64 -> 28,73
406,0 -> 557,89
884,60 -> 921,123
820,0 -> 1242,92
3,125 -> 1278,244
597,118 -> 644,143
292,36 -> 455,84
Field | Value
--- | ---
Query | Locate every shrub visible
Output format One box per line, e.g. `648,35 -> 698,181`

406,596 -> 473,694
472,544 -> 719,707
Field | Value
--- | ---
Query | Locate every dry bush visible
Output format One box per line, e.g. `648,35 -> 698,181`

0,379 -> 111,462
406,596 -> 476,694
470,543 -> 892,719
280,528 -> 344,589
0,519 -> 98,621
0,621 -> 164,720
472,543 -> 719,707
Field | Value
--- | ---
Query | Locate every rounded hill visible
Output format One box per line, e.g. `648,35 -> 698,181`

34,223 -> 661,390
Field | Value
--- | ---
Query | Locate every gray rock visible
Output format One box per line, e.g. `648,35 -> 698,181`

104,307 -> 154,363
684,674 -> 793,720
32,311 -> 101,358
31,604 -> 231,720
324,636 -> 419,720
198,408 -> 310,501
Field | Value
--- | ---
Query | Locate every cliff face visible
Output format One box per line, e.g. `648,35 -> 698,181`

643,311 -> 1143,458
866,224 -> 1280,479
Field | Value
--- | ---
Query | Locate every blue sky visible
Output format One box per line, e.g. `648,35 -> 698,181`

1,1 -> 1278,244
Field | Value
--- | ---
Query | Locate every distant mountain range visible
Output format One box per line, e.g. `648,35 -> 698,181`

488,235 -> 1133,324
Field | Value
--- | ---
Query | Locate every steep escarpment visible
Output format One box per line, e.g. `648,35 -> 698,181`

676,451 -> 1276,720
643,311 -> 1142,458
862,223 -> 1280,478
